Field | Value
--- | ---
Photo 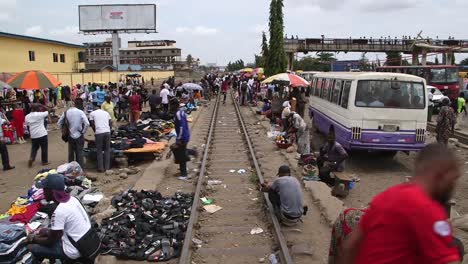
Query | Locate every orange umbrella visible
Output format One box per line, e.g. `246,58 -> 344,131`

7,70 -> 61,90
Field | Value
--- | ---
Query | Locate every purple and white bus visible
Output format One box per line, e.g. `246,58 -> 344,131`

309,72 -> 427,153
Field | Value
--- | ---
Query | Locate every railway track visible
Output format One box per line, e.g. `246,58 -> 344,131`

427,123 -> 468,145
178,94 -> 293,264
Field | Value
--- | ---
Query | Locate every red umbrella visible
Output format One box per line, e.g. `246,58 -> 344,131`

7,70 -> 61,90
262,73 -> 309,87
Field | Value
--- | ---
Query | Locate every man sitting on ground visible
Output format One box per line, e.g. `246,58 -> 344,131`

318,130 -> 348,186
27,174 -> 92,263
259,165 -> 306,226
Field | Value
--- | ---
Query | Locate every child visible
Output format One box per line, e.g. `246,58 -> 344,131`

2,122 -> 15,144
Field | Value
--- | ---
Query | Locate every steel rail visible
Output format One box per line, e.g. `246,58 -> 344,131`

179,95 -> 220,264
231,93 -> 295,264
427,123 -> 468,145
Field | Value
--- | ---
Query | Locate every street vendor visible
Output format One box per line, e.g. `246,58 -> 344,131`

27,174 -> 94,263
288,111 -> 310,155
318,130 -> 348,186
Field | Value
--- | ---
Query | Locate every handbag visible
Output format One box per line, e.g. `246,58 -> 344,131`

67,228 -> 101,261
61,110 -> 69,142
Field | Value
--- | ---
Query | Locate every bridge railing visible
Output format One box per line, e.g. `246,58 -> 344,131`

284,37 -> 468,53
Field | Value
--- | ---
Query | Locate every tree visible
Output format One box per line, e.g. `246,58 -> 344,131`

359,53 -> 372,71
254,55 -> 263,68
260,31 -> 269,68
226,59 -> 245,72
385,52 -> 402,66
317,52 -> 335,63
294,56 -> 331,72
265,0 -> 286,76
451,53 -> 456,65
186,54 -> 193,66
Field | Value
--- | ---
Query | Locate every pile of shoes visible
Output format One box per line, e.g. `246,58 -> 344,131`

98,190 -> 193,261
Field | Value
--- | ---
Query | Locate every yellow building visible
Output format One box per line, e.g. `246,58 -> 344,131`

0,31 -> 85,74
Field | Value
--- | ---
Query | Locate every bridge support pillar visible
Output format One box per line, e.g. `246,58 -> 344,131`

442,52 -> 447,64
421,49 -> 427,66
412,53 -> 419,65
446,51 -> 453,65
287,52 -> 294,71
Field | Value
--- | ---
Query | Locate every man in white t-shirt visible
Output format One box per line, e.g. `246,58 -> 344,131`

160,84 -> 170,112
89,107 -> 112,172
27,174 -> 91,262
25,104 -> 50,167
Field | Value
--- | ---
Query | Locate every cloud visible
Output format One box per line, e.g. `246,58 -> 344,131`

0,0 -> 16,21
287,0 -> 346,11
358,0 -> 422,12
25,25 -> 42,36
175,27 -> 190,33
249,23 -> 268,35
193,26 -> 218,35
49,26 -> 79,36
175,25 -> 218,36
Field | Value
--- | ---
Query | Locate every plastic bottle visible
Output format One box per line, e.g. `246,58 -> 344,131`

269,254 -> 278,264
207,180 -> 222,185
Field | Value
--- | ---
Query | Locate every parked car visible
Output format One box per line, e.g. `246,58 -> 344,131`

428,85 -> 449,113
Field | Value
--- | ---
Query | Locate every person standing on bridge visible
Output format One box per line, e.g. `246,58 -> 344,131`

436,98 -> 456,145
340,144 -> 462,264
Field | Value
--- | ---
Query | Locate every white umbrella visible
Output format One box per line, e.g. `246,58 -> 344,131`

182,83 -> 202,91
0,81 -> 12,90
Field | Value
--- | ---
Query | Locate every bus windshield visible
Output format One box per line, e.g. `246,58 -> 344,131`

430,68 -> 458,83
355,80 -> 425,109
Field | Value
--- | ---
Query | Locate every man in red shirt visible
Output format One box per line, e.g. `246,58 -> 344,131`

128,91 -> 141,124
341,144 -> 462,264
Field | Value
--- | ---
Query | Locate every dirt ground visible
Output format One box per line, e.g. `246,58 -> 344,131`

0,79 -> 187,213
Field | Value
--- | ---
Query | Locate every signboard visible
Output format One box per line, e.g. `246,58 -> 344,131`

79,4 -> 156,32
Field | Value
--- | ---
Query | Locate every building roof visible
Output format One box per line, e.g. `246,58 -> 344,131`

0,31 -> 85,49
120,46 -> 181,51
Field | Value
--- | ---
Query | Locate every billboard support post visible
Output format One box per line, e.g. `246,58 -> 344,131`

112,31 -> 120,69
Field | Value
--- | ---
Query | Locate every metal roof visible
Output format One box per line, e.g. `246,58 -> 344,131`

0,31 -> 85,49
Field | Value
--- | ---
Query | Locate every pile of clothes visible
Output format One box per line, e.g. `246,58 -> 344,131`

0,162 -> 103,263
98,190 -> 193,262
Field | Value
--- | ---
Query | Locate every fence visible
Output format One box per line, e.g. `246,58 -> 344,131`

2,71 -> 174,87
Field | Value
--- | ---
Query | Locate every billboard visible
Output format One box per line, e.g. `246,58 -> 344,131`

79,4 -> 156,32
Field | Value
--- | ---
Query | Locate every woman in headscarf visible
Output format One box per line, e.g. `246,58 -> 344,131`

289,111 -> 310,155
436,98 -> 456,145
328,208 -> 367,264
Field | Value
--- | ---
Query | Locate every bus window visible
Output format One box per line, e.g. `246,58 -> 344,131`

341,81 -> 351,108
332,80 -> 343,105
355,80 -> 425,109
322,79 -> 330,99
315,78 -> 323,97
328,79 -> 335,102
311,78 -> 317,95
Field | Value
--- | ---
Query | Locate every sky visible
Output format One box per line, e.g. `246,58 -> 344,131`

1,0 -> 468,65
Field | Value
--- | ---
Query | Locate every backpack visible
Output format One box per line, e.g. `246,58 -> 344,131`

241,83 -> 248,92
61,110 -> 69,142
